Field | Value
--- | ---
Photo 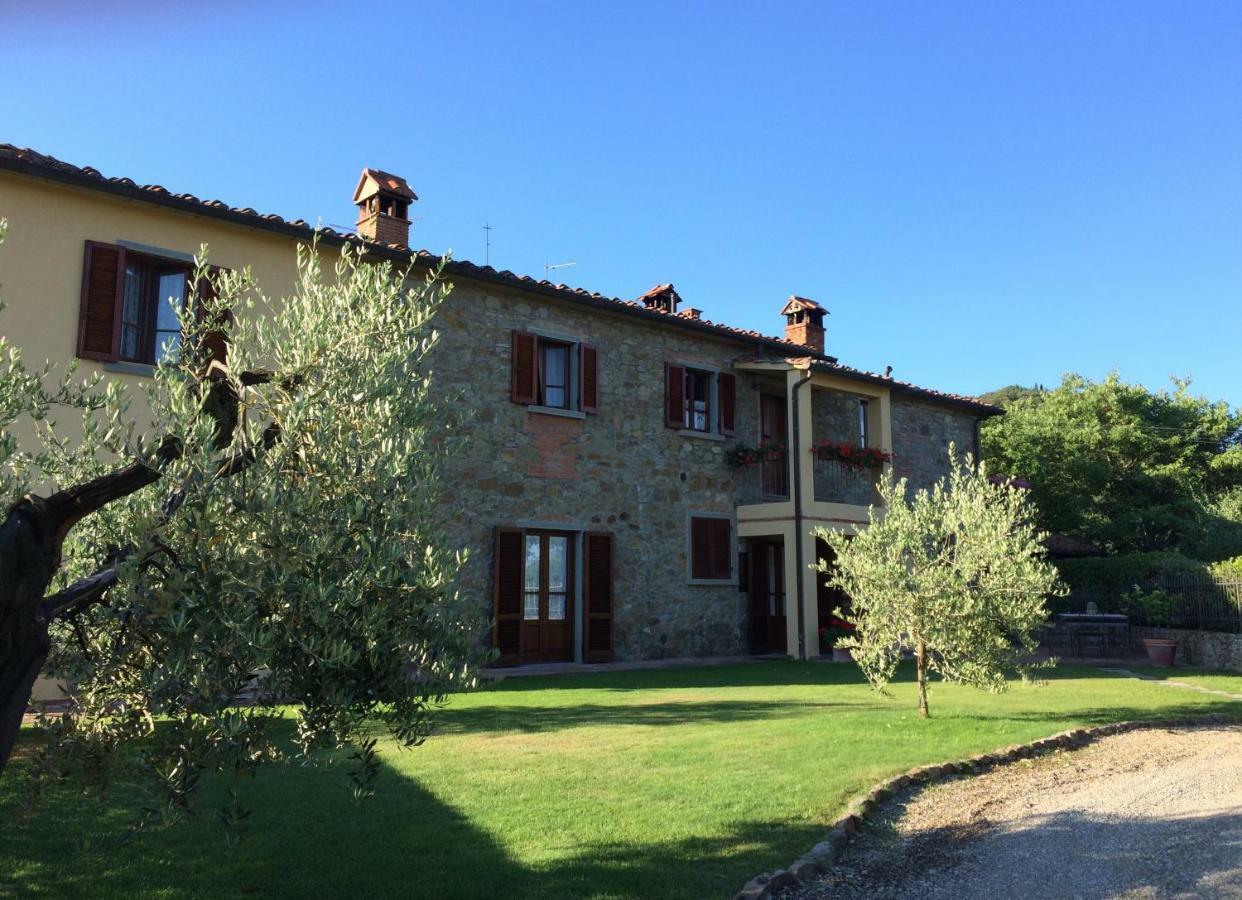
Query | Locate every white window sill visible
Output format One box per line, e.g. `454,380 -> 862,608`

103,361 -> 156,377
528,405 -> 586,420
678,429 -> 725,442
687,577 -> 736,587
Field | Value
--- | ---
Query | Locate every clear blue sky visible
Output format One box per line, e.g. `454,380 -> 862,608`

3,1 -> 1240,403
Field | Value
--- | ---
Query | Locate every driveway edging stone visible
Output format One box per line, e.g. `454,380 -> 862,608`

733,712 -> 1241,900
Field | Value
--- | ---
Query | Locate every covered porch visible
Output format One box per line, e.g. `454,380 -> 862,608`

733,360 -> 891,659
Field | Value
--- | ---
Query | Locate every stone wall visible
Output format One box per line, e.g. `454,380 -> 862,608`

1135,627 -> 1242,671
889,397 -> 979,497
423,279 -> 984,662
427,281 -> 764,661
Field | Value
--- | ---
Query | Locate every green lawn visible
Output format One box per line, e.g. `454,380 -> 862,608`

1128,666 -> 1242,695
3,662 -> 1240,899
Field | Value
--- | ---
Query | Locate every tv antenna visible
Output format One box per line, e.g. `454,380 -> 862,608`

483,222 -> 493,266
545,261 -> 577,280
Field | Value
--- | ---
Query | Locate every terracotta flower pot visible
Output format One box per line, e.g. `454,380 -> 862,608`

1142,638 -> 1177,667
831,647 -> 854,663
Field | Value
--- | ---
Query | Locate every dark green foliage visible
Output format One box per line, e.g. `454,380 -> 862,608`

982,373 -> 1242,559
1056,552 -> 1212,594
977,384 -> 1045,408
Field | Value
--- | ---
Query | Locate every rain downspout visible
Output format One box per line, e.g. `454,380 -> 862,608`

790,368 -> 813,660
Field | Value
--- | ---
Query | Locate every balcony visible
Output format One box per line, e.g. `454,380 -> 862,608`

734,452 -> 790,504
812,457 -> 878,506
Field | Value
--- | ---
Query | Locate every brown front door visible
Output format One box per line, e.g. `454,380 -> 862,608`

521,531 -> 575,662
747,539 -> 787,654
759,394 -> 788,498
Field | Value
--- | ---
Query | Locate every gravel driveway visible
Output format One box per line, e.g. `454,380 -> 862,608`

791,725 -> 1242,899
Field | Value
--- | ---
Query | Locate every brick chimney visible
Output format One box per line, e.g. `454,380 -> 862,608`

781,296 -> 827,353
353,168 -> 417,247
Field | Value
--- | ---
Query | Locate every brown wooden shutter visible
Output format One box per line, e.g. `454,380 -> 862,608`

583,531 -> 614,663
511,331 -> 538,404
579,344 -> 600,413
664,363 -> 685,428
195,266 -> 232,368
718,372 -> 736,435
77,241 -> 125,361
492,526 -> 525,663
690,516 -> 732,580
690,517 -> 711,580
711,519 -> 733,580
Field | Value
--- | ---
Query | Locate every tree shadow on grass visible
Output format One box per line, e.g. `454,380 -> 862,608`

489,659 -> 873,693
0,749 -> 818,900
433,698 -> 872,735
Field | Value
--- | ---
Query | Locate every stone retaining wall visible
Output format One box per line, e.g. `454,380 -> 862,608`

1135,626 -> 1242,671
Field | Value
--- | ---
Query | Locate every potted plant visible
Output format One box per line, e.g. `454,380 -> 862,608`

724,439 -> 785,470
819,616 -> 856,661
1131,586 -> 1178,666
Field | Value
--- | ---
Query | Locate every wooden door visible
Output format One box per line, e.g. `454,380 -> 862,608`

520,531 -> 575,662
759,394 -> 788,498
747,539 -> 787,654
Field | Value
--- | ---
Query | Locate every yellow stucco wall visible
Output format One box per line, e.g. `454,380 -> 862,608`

0,172 -> 315,705
0,171 -> 312,432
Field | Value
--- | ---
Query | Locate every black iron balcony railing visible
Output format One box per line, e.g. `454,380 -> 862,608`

734,452 -> 790,503
812,457 -> 879,506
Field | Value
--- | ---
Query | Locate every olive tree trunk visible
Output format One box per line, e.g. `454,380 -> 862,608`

915,638 -> 929,719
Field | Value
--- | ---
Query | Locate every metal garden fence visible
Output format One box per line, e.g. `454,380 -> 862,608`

1059,576 -> 1242,634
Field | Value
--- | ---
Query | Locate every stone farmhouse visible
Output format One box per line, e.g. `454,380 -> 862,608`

0,144 -> 999,669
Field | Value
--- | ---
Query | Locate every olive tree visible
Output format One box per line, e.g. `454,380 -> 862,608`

817,450 -> 1062,718
0,221 -> 483,823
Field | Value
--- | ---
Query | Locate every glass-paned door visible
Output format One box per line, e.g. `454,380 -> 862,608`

519,531 -> 575,662
760,394 -> 789,498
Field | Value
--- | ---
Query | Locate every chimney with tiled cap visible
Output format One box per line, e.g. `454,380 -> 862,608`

636,283 -> 682,315
781,296 -> 826,353
353,168 -> 417,247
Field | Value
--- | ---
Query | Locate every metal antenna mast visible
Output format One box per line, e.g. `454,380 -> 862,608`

544,261 -> 577,280
483,222 -> 493,266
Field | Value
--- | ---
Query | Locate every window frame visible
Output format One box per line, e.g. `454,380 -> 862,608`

537,337 -> 574,410
118,251 -> 192,366
683,367 -> 714,433
667,360 -> 727,439
687,513 -> 735,585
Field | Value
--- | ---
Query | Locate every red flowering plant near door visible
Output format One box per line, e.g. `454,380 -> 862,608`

724,439 -> 786,470
818,615 -> 855,654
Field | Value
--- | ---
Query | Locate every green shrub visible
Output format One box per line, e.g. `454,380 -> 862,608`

1210,555 -> 1242,579
1056,552 -> 1211,594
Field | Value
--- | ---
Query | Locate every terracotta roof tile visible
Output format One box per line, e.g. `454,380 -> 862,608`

0,143 -> 993,410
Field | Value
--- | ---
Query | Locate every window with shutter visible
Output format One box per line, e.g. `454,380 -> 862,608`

689,515 -> 733,582
77,241 -> 212,367
511,332 -> 599,412
583,531 -> 613,662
